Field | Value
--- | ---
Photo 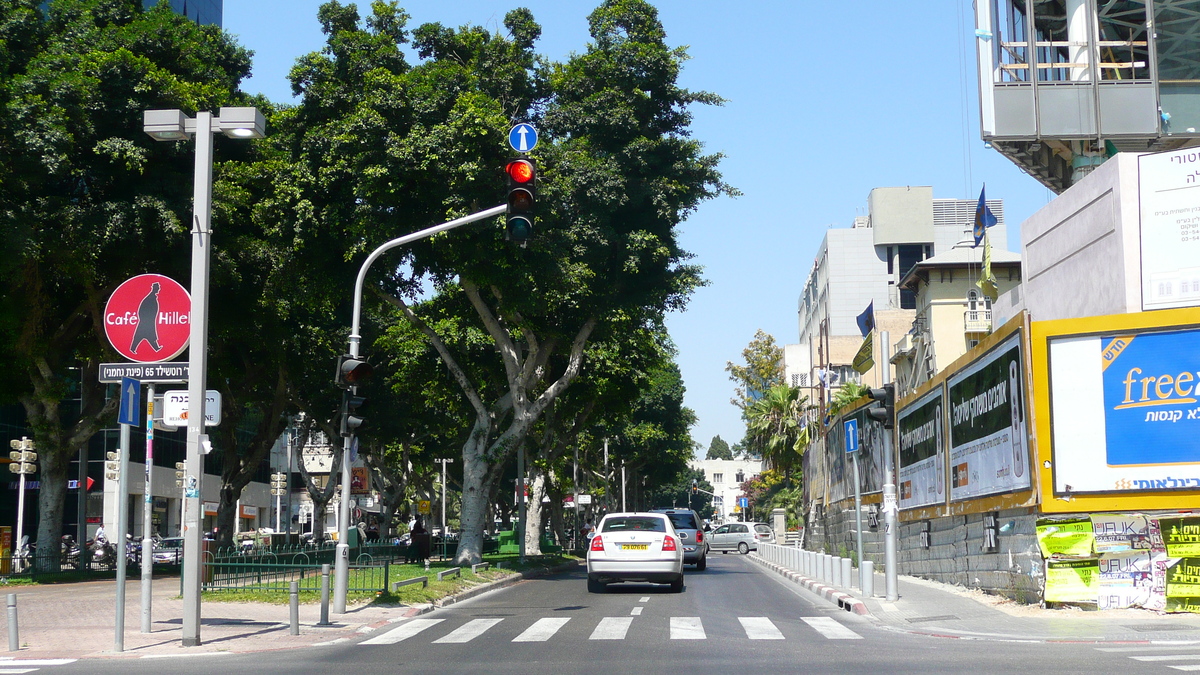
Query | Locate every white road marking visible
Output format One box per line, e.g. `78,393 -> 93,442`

0,661 -> 76,666
639,597 -> 650,603
433,618 -> 503,643
739,617 -> 784,640
630,607 -> 643,616
1167,666 -> 1200,672
313,637 -> 351,646
0,669 -> 39,674
140,653 -> 232,659
1131,655 -> 1200,662
670,617 -> 705,640
513,617 -> 570,642
801,616 -> 862,640
1097,646 -> 1200,652
590,617 -> 634,640
361,618 -> 444,645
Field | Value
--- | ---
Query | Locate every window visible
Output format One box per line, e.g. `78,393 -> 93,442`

735,471 -> 745,483
967,289 -> 992,312
713,473 -> 723,484
602,516 -> 666,533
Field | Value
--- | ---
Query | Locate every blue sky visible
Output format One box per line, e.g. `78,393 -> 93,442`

224,1 -> 1054,456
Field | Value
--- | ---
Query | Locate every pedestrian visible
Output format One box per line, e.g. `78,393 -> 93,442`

94,524 -> 106,543
581,519 -> 594,539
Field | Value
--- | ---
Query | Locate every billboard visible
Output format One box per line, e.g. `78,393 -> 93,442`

946,332 -> 1031,500
1049,326 -> 1200,493
825,404 -> 885,503
1139,147 -> 1200,311
896,386 -> 944,510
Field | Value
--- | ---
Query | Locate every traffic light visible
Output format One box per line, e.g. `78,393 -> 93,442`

692,479 -> 698,494
340,390 -> 367,437
504,158 -> 536,243
105,450 -> 121,480
271,472 -> 288,497
866,383 -> 896,430
335,354 -> 373,389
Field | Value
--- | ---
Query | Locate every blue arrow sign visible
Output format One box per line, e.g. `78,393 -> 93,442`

508,123 -> 538,153
118,377 -> 141,427
844,419 -> 859,454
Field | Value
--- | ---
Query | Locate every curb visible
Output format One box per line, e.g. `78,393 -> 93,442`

748,554 -> 870,616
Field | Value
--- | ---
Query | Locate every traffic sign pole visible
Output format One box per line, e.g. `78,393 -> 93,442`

114,401 -> 132,652
141,383 -> 155,634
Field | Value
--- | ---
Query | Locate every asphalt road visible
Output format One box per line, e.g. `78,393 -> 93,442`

38,553 -> 1200,675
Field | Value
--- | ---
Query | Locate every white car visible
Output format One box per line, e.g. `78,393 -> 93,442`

586,512 -> 684,593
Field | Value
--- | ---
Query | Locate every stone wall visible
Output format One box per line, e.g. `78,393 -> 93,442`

805,502 -> 1043,603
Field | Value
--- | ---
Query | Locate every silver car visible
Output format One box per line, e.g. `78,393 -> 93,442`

708,522 -> 774,554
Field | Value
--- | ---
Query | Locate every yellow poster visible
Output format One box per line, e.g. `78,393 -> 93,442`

1037,517 -> 1094,557
1045,558 -> 1099,604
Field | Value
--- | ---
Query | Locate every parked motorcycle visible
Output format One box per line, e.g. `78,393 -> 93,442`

60,535 -> 80,570
88,536 -> 116,570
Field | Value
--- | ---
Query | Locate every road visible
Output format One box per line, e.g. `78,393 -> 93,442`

29,553 -> 1200,675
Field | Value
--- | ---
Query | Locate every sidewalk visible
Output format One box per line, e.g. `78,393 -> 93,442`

0,566 -> 552,659
750,553 -> 1200,643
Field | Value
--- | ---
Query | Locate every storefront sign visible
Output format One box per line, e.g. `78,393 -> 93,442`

1139,147 -> 1200,311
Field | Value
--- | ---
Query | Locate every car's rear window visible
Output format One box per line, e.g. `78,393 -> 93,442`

660,513 -> 698,530
754,524 -> 772,534
602,517 -> 667,533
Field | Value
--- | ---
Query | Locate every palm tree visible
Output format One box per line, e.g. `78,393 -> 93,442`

828,382 -> 869,416
745,384 -> 813,486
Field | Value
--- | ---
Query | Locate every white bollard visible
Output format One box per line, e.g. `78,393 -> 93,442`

863,560 -> 875,597
841,557 -> 853,590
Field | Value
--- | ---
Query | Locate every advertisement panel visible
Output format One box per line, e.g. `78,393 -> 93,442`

1049,327 -> 1200,493
825,405 -> 885,503
896,386 -> 944,510
946,333 -> 1031,500
1044,559 -> 1099,604
1098,549 -> 1154,609
1139,147 -> 1200,311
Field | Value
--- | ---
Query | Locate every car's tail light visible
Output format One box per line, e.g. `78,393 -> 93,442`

695,530 -> 703,543
662,535 -> 677,552
590,535 -> 605,552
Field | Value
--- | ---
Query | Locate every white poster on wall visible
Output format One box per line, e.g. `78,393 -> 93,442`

946,333 -> 1032,501
897,386 -> 945,510
1140,147 -> 1200,311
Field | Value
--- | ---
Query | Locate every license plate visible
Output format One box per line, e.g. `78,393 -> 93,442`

622,544 -> 648,551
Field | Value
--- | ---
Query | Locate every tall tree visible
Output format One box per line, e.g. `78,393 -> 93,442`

745,383 -> 810,486
725,329 -> 784,411
283,0 -> 732,564
705,435 -> 732,460
0,0 -> 253,567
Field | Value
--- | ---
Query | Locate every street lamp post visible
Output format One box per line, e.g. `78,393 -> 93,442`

435,458 -> 454,543
143,107 -> 265,647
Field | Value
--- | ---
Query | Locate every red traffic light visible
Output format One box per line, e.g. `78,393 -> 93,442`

336,355 -> 374,389
506,159 -> 535,184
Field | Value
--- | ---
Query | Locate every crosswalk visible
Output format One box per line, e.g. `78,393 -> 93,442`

1097,645 -> 1200,671
0,658 -> 76,675
361,614 -> 862,646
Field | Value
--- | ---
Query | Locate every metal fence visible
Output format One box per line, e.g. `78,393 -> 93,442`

199,542 -> 412,592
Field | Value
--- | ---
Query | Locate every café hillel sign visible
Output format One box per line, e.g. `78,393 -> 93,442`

100,274 -> 191,383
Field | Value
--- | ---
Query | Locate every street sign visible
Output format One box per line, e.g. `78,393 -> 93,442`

738,497 -> 749,508
118,377 -> 141,427
844,419 -> 859,454
578,494 -> 592,505
103,274 -> 191,363
508,123 -> 538,153
159,389 -> 221,427
418,500 -> 431,515
100,362 -> 189,383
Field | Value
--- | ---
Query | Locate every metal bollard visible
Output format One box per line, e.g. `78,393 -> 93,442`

318,564 -> 332,626
841,557 -> 853,590
862,560 -> 875,598
290,581 -> 300,636
6,594 -> 17,652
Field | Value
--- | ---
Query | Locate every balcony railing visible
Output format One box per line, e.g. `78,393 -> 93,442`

964,309 -> 992,334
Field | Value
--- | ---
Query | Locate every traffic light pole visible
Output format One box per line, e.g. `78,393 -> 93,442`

880,330 -> 899,601
335,203 -> 506,612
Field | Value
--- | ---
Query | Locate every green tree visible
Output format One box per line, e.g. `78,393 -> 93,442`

0,0 -> 253,566
282,0 -> 732,564
705,435 -> 732,460
829,382 -> 869,415
725,329 -> 784,411
745,383 -> 810,486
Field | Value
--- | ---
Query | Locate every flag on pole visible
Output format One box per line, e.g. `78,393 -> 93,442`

978,229 -> 999,301
973,186 -> 998,248
855,301 -> 875,338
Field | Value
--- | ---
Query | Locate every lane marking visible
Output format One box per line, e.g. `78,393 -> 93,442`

670,617 -> 705,640
739,617 -> 784,640
639,597 -> 650,603
631,607 -> 643,616
513,617 -> 571,642
801,616 -> 863,640
590,617 -> 634,640
0,669 -> 39,674
361,618 -> 444,645
0,661 -> 76,666
1167,666 -> 1200,672
313,638 -> 351,646
1097,646 -> 1200,653
433,618 -> 503,644
1131,655 -> 1200,662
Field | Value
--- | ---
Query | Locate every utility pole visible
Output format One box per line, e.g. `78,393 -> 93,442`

435,458 -> 454,539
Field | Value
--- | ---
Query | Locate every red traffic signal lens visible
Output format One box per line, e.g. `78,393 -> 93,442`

506,160 -> 535,184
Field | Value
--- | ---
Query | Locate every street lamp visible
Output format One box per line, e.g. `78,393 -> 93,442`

143,106 -> 265,648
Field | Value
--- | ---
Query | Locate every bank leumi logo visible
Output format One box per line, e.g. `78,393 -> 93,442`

104,274 -> 191,363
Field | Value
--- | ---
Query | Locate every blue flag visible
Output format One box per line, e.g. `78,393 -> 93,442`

855,301 -> 875,338
973,186 -> 998,247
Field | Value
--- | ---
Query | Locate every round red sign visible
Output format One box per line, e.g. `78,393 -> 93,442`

103,274 -> 191,362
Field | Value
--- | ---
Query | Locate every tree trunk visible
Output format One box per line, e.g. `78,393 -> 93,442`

452,429 -> 492,565
524,469 -> 546,555
216,484 -> 238,549
34,450 -> 69,572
